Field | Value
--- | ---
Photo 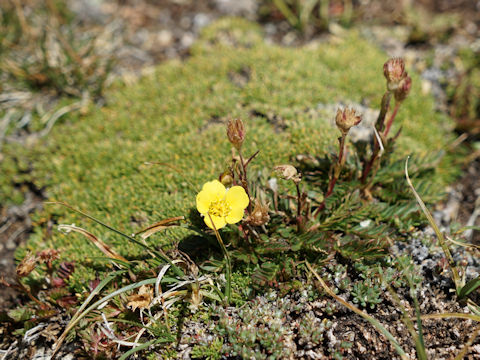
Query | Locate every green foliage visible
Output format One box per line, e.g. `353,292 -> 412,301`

191,338 -> 223,360
298,314 -> 331,345
351,278 -> 382,309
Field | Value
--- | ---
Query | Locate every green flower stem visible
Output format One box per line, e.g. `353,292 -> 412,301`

208,213 -> 231,304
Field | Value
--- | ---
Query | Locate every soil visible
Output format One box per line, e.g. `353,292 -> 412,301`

1,0 -> 480,358
455,159 -> 480,245
0,188 -> 44,311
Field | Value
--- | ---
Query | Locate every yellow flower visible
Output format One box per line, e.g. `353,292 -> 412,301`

196,180 -> 249,230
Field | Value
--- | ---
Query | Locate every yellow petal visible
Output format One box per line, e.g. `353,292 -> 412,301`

225,186 -> 249,211
201,180 -> 226,200
196,190 -> 211,214
204,214 -> 226,230
226,206 -> 245,224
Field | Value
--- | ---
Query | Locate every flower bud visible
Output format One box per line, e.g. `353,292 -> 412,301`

383,57 -> 407,91
274,165 -> 301,183
226,118 -> 245,150
219,170 -> 234,187
246,199 -> 270,226
335,107 -> 362,135
394,75 -> 412,102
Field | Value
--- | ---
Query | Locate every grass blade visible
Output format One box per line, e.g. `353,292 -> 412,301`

459,276 -> 480,299
52,270 -> 124,358
404,157 -> 461,293
58,224 -> 129,263
419,312 -> 480,322
46,202 -> 184,277
118,339 -> 157,360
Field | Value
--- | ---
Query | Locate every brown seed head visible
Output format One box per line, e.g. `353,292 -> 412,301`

383,57 -> 407,91
37,249 -> 60,269
335,107 -> 362,135
127,285 -> 153,311
16,253 -> 38,278
246,199 -> 270,226
394,75 -> 412,102
274,164 -> 301,183
226,118 -> 245,150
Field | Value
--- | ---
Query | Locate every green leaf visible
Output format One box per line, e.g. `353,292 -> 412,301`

459,276 -> 480,299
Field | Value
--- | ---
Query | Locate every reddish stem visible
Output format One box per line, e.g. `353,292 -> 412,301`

238,151 -> 253,214
383,102 -> 400,138
362,101 -> 401,183
314,135 -> 346,217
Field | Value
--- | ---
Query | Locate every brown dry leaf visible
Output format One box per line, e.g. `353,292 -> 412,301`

133,216 -> 184,240
58,224 -> 128,264
16,252 -> 38,277
127,285 -> 153,311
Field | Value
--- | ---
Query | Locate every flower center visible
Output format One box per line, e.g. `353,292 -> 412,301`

208,199 -> 231,218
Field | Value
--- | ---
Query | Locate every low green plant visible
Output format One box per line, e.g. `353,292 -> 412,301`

191,338 -> 223,360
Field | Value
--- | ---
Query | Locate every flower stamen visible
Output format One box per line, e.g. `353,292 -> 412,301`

208,199 -> 231,218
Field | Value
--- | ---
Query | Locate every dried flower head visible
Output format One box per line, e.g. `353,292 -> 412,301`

383,57 -> 407,91
37,249 -> 60,269
16,252 -> 38,278
274,165 -> 301,184
127,285 -> 153,311
394,75 -> 412,102
246,199 -> 270,226
335,107 -> 362,135
226,118 -> 245,150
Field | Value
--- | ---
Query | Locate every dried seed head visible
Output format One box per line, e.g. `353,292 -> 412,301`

335,107 -> 362,135
246,199 -> 270,226
37,249 -> 60,269
394,75 -> 412,102
383,57 -> 407,91
16,252 -> 38,278
274,164 -> 301,183
127,285 -> 153,311
226,118 -> 245,150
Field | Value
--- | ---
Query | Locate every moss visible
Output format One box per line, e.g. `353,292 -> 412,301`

2,18 -> 456,287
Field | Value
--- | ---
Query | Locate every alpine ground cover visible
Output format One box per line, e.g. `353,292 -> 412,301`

2,17 -> 477,359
